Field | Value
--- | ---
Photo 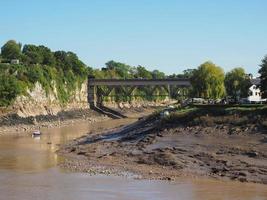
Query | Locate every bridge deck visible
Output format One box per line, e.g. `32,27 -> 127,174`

88,78 -> 191,86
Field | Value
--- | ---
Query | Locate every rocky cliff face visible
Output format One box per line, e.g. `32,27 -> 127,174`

12,81 -> 88,117
9,81 -> 171,118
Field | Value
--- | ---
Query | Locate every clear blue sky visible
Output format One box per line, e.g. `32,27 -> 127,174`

1,0 -> 267,76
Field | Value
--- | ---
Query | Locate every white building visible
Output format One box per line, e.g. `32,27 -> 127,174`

10,59 -> 20,64
246,78 -> 266,103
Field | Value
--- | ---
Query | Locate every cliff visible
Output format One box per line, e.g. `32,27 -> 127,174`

11,81 -> 88,117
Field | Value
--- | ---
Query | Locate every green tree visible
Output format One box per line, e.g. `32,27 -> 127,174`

1,40 -> 21,60
191,61 -> 225,99
105,60 -> 132,78
22,44 -> 42,64
182,69 -> 195,78
68,52 -> 87,77
169,69 -> 196,79
0,75 -> 22,106
54,51 -> 87,77
225,68 -> 250,101
152,70 -> 165,79
135,66 -> 152,79
54,51 -> 69,69
259,55 -> 267,98
38,45 -> 56,65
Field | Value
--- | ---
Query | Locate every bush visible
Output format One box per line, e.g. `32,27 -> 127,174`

0,75 -> 22,106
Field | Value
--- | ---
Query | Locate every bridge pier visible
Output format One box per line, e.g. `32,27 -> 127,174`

87,78 -> 96,108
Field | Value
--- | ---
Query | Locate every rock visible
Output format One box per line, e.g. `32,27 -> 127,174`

69,147 -> 76,152
162,176 -> 173,181
157,133 -> 164,137
238,171 -> 248,177
244,127 -> 249,132
238,177 -> 247,182
246,151 -> 259,158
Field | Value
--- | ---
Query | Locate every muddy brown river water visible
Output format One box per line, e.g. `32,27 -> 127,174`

0,118 -> 267,200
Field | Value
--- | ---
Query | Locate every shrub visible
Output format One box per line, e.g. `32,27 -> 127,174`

0,75 -> 22,106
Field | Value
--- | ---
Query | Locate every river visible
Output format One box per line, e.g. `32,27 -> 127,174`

0,118 -> 267,200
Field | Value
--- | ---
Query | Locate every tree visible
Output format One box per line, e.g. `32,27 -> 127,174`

54,51 -> 87,77
54,50 -> 69,69
0,75 -> 22,106
225,68 -> 250,101
152,70 -> 165,79
1,40 -> 21,60
169,69 -> 196,79
105,60 -> 132,78
38,45 -> 56,65
135,66 -> 152,79
191,61 -> 225,99
22,44 -> 42,64
182,69 -> 195,78
259,55 -> 267,98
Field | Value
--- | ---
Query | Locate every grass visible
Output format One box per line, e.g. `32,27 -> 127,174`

161,104 -> 267,127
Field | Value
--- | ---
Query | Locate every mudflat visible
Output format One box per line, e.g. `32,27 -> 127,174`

59,107 -> 267,184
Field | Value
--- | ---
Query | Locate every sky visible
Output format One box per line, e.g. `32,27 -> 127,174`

1,0 -> 267,76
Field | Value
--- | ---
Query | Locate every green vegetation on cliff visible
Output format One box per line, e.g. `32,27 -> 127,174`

0,40 -> 89,106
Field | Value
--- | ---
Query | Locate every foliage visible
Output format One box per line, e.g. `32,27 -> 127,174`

1,40 -> 21,60
0,40 -> 89,106
225,68 -> 251,100
105,60 -> 133,78
190,62 -> 226,99
0,75 -> 22,106
22,45 -> 56,65
152,70 -> 165,79
134,66 -> 153,79
54,51 -> 87,78
162,104 -> 267,127
259,55 -> 267,98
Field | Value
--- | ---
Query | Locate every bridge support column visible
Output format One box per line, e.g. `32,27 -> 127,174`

88,78 -> 96,107
161,85 -> 171,99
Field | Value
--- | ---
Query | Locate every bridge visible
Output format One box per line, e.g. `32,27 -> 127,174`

87,77 -> 191,107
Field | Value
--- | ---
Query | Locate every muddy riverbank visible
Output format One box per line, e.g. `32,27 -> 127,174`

0,108 -> 106,136
59,106 -> 267,184
0,106 -> 154,136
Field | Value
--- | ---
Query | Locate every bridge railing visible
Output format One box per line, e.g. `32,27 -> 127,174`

88,78 -> 191,86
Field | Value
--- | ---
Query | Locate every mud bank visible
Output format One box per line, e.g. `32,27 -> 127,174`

0,109 -> 108,136
59,107 -> 267,184
0,106 -> 156,137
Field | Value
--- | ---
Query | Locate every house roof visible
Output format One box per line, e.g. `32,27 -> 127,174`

251,78 -> 261,86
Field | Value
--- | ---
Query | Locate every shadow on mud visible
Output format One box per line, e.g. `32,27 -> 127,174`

90,104 -> 127,119
78,117 -> 157,145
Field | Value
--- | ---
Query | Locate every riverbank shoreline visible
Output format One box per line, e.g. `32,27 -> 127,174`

58,106 -> 267,184
0,105 -> 156,137
0,108 -> 109,136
